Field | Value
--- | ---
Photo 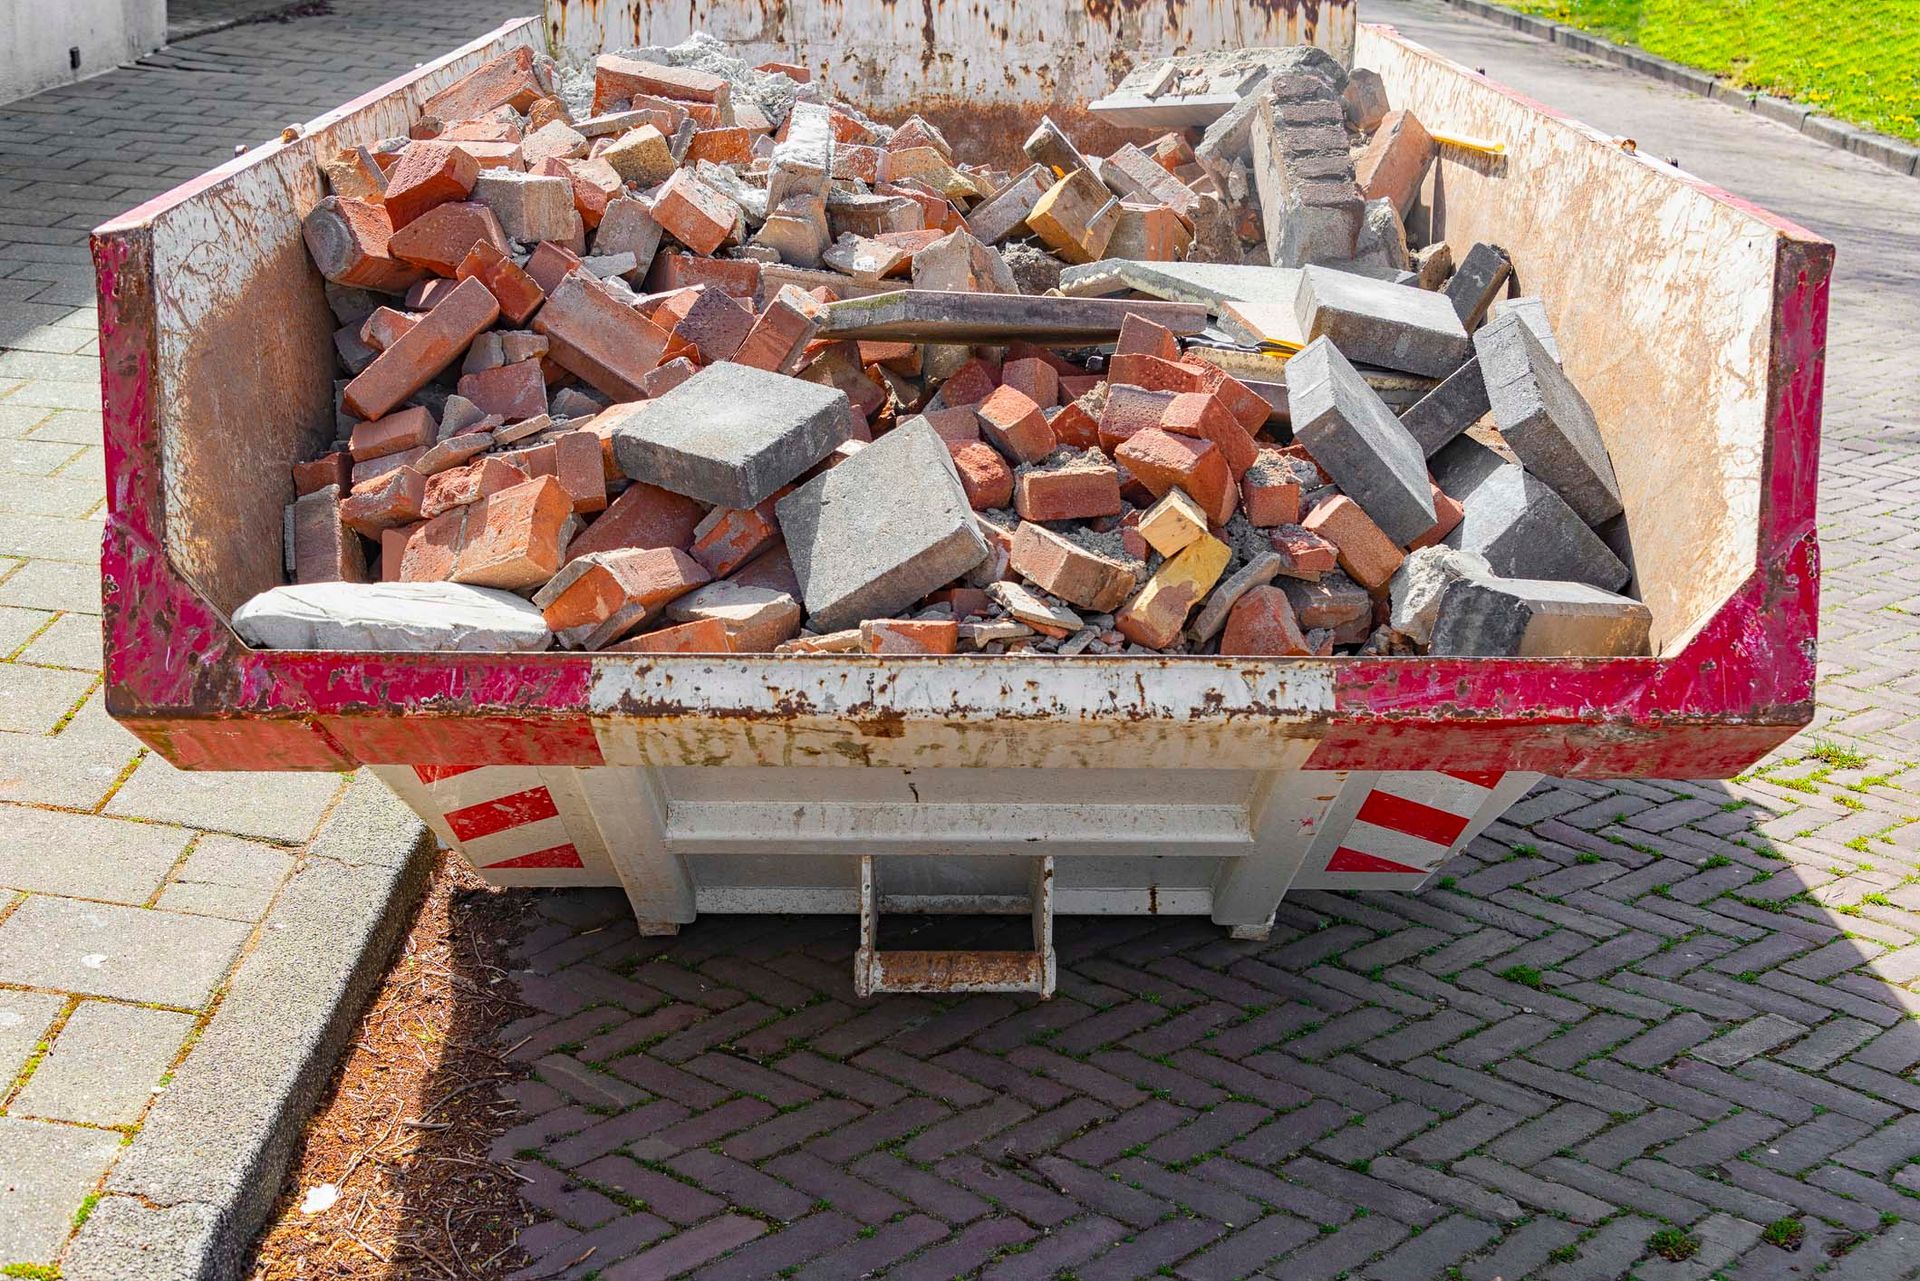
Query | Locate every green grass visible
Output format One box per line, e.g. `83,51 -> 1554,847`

1493,0 -> 1920,141
1497,964 -> 1545,988
1763,1216 -> 1806,1249
1649,1227 -> 1700,1262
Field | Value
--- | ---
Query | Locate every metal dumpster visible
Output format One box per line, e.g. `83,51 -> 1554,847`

92,4 -> 1828,993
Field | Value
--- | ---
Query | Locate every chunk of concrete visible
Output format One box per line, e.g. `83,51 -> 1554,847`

1248,75 -> 1363,268
1431,436 -> 1630,591
611,362 -> 852,508
1428,575 -> 1651,657
1286,337 -> 1435,545
1397,356 -> 1490,457
777,419 -> 990,631
233,582 -> 550,651
1445,242 -> 1511,328
1353,198 -> 1410,273
1474,312 -> 1623,525
1388,544 -> 1492,646
1292,264 -> 1471,378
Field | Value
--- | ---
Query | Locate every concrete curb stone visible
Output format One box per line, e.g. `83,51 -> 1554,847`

1435,0 -> 1920,178
61,774 -> 437,1281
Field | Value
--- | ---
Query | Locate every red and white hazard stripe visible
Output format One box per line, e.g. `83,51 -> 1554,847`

370,764 -> 620,887
1291,769 -> 1540,890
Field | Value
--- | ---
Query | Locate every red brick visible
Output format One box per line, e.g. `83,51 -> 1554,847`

976,385 -> 1055,464
518,430 -> 609,514
672,287 -> 755,364
1114,427 -> 1237,525
566,480 -> 705,562
404,277 -> 463,311
343,277 -> 500,420
358,306 -> 417,352
1302,495 -> 1403,590
1241,453 -> 1305,527
421,454 -> 524,520
1097,385 -> 1177,453
645,250 -> 760,301
1106,353 -> 1205,394
441,474 -> 575,589
654,169 -> 738,255
1356,110 -> 1436,216
338,465 -> 426,537
934,357 -> 999,410
289,487 -> 367,584
607,617 -> 735,654
292,451 -> 351,497
755,61 -> 810,82
350,447 -> 427,489
944,440 -> 1014,511
1009,522 -> 1134,614
593,55 -> 731,113
301,196 -> 423,293
348,405 -> 436,461
1047,400 -> 1101,450
525,241 -> 583,295
541,546 -> 710,633
832,143 -> 881,183
1160,391 -> 1258,477
690,502 -> 779,577
860,619 -> 958,654
734,287 -> 824,373
924,586 -> 992,619
383,141 -> 480,228
455,239 -> 544,325
1014,457 -> 1123,523
1269,523 -> 1339,579
1117,314 -> 1180,360
687,126 -> 755,166
458,360 -> 548,422
919,407 -> 980,445
1219,586 -> 1312,656
1000,357 -> 1059,408
421,47 -> 543,123
534,271 -> 670,401
1192,364 -> 1271,436
386,200 -> 507,276
641,357 -> 699,397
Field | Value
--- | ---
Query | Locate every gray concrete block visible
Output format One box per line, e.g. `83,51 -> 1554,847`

1444,242 -> 1511,328
1487,295 -> 1561,362
0,896 -> 250,1008
1293,264 -> 1472,378
13,1001 -> 196,1126
1428,575 -> 1651,656
1432,437 -> 1631,591
612,362 -> 853,508
0,991 -> 63,1090
1286,337 -> 1436,545
1195,73 -> 1272,172
777,419 -> 990,631
1398,356 -> 1490,457
1475,313 -> 1623,525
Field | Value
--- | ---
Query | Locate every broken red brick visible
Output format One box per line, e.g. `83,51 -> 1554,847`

534,271 -> 670,401
343,276 -> 500,421
525,241 -> 583,295
653,169 -> 738,256
289,487 -> 367,584
565,480 -> 705,562
1014,454 -> 1123,523
860,619 -> 958,654
1114,427 -> 1237,525
607,617 -> 735,653
387,200 -> 507,276
382,141 -> 480,228
1047,399 -> 1101,450
1219,585 -> 1312,656
690,502 -> 780,577
454,240 -> 544,325
338,465 -> 426,537
671,287 -> 755,364
302,196 -> 424,293
1009,521 -> 1134,614
1408,480 -> 1465,551
593,55 -> 731,114
1000,357 -> 1059,408
1097,385 -> 1177,454
1117,314 -> 1181,360
687,126 -> 755,167
292,451 -> 352,497
1160,391 -> 1259,478
976,385 -> 1055,464
645,249 -> 760,301
1303,495 -> 1403,590
348,405 -> 436,461
421,47 -> 543,123
947,440 -> 1015,511
457,359 -> 547,422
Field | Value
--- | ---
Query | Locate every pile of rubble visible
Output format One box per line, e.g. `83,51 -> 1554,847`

239,36 -> 1651,660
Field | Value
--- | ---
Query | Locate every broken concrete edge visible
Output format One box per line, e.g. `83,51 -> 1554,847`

61,774 -> 438,1281
1438,0 -> 1920,178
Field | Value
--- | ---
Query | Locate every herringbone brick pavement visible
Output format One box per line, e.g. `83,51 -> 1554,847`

485,4 -> 1920,1279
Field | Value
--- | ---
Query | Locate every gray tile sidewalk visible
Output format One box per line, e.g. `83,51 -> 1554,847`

0,0 -> 525,1270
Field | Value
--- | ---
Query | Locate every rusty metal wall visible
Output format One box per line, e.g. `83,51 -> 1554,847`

542,0 -> 1356,107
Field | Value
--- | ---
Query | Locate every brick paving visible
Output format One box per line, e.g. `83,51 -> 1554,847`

0,1 -> 523,1270
2,0 -> 1918,1277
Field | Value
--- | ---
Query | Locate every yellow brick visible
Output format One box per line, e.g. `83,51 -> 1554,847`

1114,533 -> 1230,649
1027,169 -> 1118,265
1138,487 -> 1209,558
